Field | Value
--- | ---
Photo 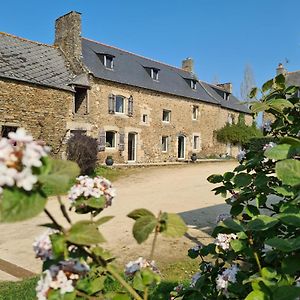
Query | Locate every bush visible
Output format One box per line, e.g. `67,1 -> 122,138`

215,114 -> 263,146
66,132 -> 98,175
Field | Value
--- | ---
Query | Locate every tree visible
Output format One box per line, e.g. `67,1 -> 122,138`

240,64 -> 256,107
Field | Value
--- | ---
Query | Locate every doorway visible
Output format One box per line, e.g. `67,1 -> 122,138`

177,135 -> 185,159
128,133 -> 137,161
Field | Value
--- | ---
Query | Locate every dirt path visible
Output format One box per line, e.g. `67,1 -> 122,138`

0,161 -> 236,280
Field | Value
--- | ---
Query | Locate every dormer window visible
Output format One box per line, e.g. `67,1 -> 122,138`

224,93 -> 230,100
191,80 -> 197,90
97,53 -> 115,70
151,68 -> 159,81
104,55 -> 114,69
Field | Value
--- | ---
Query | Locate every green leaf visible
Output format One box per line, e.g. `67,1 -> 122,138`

247,215 -> 279,231
207,174 -> 223,183
133,271 -> 145,291
278,213 -> 300,227
245,205 -> 260,217
276,159 -> 300,186
110,294 -> 131,300
222,218 -> 244,232
234,173 -> 252,187
66,221 -> 105,245
273,286 -> 300,300
273,186 -> 295,197
230,204 -> 244,216
279,137 -> 300,146
39,158 -> 80,196
281,255 -> 300,275
251,102 -> 269,113
127,208 -> 155,220
249,87 -> 258,98
265,144 -> 291,160
262,79 -> 274,92
162,213 -> 187,238
230,239 -> 246,252
85,196 -> 106,209
261,267 -> 277,279
268,99 -> 293,112
132,216 -> 157,244
265,236 -> 300,252
245,290 -> 269,300
50,234 -> 66,258
223,172 -> 235,181
95,216 -> 114,226
0,188 -> 47,222
91,246 -> 115,261
274,74 -> 285,89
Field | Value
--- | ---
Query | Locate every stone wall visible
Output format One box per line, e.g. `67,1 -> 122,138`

71,78 -> 252,163
0,78 -> 73,155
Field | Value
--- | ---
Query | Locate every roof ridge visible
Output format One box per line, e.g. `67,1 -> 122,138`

82,37 -> 191,74
0,32 -> 57,49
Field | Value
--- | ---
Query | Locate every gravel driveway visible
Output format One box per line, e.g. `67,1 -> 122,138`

0,161 -> 236,280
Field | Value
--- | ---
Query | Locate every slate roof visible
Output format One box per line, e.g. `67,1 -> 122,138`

286,71 -> 300,86
82,37 -> 250,114
0,33 -> 74,91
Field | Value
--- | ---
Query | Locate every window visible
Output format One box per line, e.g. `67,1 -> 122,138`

115,96 -> 125,113
224,93 -> 229,100
74,87 -> 88,114
193,135 -> 200,150
191,80 -> 197,90
192,105 -> 199,120
162,136 -> 168,152
162,110 -> 171,122
106,131 -> 116,148
104,55 -> 114,69
227,114 -> 234,125
151,68 -> 159,81
1,126 -> 18,138
142,114 -> 148,123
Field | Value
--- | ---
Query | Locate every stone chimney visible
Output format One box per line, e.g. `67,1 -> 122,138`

54,11 -> 84,74
182,58 -> 194,73
216,82 -> 233,94
276,63 -> 287,75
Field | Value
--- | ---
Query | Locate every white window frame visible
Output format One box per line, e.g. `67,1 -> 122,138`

151,68 -> 159,81
162,110 -> 171,123
115,96 -> 125,114
105,131 -> 117,148
161,136 -> 168,152
104,55 -> 114,69
191,80 -> 197,90
192,105 -> 199,120
193,135 -> 200,150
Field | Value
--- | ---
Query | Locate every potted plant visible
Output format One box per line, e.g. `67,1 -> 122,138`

191,153 -> 197,162
105,155 -> 114,166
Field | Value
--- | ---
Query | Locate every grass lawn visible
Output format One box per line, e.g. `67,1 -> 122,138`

0,258 -> 197,299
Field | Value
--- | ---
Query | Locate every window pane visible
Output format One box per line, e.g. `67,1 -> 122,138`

116,96 -> 124,113
162,136 -> 168,152
193,136 -> 199,149
162,110 -> 170,122
105,56 -> 113,69
192,106 -> 198,120
106,131 -> 115,147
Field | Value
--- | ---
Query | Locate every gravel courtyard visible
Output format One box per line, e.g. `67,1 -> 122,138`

0,161 -> 236,280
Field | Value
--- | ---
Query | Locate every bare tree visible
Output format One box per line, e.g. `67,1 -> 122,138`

240,64 -> 256,106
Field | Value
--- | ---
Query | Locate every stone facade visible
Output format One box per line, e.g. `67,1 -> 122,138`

69,77 -> 252,163
0,78 -> 73,155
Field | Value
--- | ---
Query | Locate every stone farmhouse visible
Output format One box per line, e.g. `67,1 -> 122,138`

0,11 -> 251,164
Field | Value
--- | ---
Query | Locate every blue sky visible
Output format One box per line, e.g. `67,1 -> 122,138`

1,0 -> 300,97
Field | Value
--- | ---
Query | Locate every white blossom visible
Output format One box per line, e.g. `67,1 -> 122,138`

33,229 -> 58,261
36,270 -> 53,300
263,120 -> 272,132
15,167 -> 38,191
8,128 -> 33,143
68,175 -> 116,207
190,272 -> 201,287
216,265 -> 239,297
50,270 -> 74,294
215,233 -> 237,251
125,257 -> 158,277
190,244 -> 202,252
237,150 -> 246,162
216,213 -> 231,223
0,164 -> 17,187
263,142 -> 277,151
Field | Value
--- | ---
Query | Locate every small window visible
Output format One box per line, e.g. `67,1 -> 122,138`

162,136 -> 168,152
192,105 -> 199,120
162,110 -> 171,122
74,87 -> 88,114
115,96 -> 125,113
227,114 -> 234,125
106,131 -> 116,148
191,80 -> 197,90
104,55 -> 114,69
151,68 -> 159,81
1,126 -> 18,138
142,114 -> 148,123
193,135 -> 200,150
224,93 -> 229,100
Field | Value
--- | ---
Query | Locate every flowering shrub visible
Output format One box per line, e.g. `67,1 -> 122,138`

172,75 -> 300,299
0,128 -> 187,300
